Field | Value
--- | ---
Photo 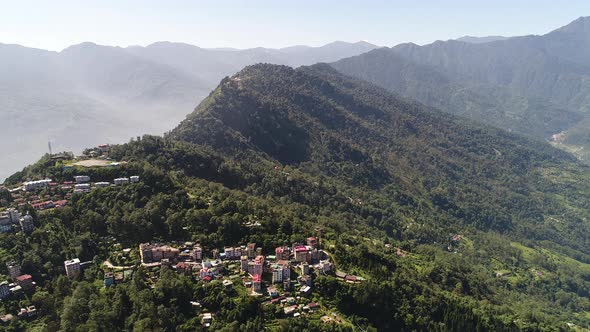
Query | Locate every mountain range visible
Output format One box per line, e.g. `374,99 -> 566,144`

0,40 -> 378,182
332,16 -> 590,162
6,62 -> 590,330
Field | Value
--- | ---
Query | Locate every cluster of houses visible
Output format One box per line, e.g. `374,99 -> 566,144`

0,208 -> 35,234
134,236 -> 333,301
4,174 -> 141,213
0,262 -> 36,302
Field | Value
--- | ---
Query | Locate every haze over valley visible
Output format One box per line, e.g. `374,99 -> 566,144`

0,40 -> 378,181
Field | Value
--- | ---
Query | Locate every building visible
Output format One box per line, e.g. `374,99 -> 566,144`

318,260 -> 332,273
64,258 -> 81,278
300,262 -> 310,276
23,179 -> 52,191
272,267 -> 283,283
275,246 -> 290,260
240,256 -> 249,272
248,255 -> 264,276
192,246 -> 203,261
74,175 -> 90,183
104,272 -> 114,287
6,262 -> 21,280
294,246 -> 309,262
175,262 -> 191,275
95,182 -> 110,188
114,178 -> 130,186
74,183 -> 91,192
139,243 -> 180,263
16,274 -> 34,291
19,213 -> 34,233
0,281 -> 10,299
224,247 -> 239,260
6,208 -> 19,223
247,242 -> 256,258
283,278 -> 291,291
98,144 -> 110,154
252,274 -> 262,292
0,216 -> 12,233
130,176 -> 140,183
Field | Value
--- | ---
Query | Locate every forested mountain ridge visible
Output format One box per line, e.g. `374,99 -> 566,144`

3,63 -> 590,330
331,16 -> 590,162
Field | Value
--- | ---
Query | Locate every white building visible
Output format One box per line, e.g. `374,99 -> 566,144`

114,178 -> 129,185
95,182 -> 110,188
19,213 -> 34,233
64,258 -> 81,278
74,183 -> 91,191
272,267 -> 283,283
23,179 -> 52,191
130,176 -> 140,183
74,175 -> 90,183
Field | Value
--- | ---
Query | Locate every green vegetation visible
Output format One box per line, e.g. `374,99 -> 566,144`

2,63 -> 590,331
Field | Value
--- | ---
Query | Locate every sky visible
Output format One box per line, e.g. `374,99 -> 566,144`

1,0 -> 589,51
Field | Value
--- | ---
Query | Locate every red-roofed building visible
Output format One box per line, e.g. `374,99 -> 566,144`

16,274 -> 34,291
53,200 -> 68,208
252,274 -> 262,292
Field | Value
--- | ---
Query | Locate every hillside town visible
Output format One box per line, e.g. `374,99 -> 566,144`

0,149 -> 364,327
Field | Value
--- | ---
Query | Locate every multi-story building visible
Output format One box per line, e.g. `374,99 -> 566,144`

19,213 -> 34,233
252,274 -> 262,292
248,255 -> 264,276
240,256 -> 249,272
192,246 -> 203,261
300,262 -> 310,276
114,178 -> 130,186
74,175 -> 90,183
272,266 -> 283,283
64,258 -> 81,278
275,246 -> 290,260
6,208 -> 19,223
0,281 -> 10,299
139,243 -> 180,263
0,216 -> 11,233
224,247 -> 239,260
6,262 -> 21,280
23,179 -> 52,191
283,278 -> 291,291
246,243 -> 256,258
294,246 -> 309,262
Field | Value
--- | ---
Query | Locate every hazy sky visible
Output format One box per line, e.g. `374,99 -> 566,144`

2,0 -> 589,51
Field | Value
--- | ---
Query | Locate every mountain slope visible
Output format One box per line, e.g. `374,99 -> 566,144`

171,64 -> 590,252
330,17 -> 590,162
331,48 -> 582,139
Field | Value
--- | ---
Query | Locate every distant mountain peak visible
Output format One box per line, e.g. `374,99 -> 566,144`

455,35 -> 510,44
553,16 -> 590,34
